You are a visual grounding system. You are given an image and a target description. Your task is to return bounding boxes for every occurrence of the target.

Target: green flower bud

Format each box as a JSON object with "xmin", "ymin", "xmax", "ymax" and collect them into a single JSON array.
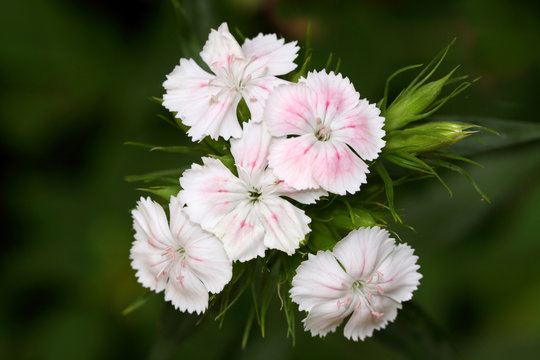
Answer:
[
  {"xmin": 385, "ymin": 71, "xmax": 453, "ymax": 131},
  {"xmin": 384, "ymin": 122, "xmax": 477, "ymax": 153}
]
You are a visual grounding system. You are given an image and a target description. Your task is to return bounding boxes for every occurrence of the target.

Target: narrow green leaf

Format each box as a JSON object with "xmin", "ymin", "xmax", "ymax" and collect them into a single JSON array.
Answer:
[
  {"xmin": 136, "ymin": 186, "xmax": 181, "ymax": 201},
  {"xmin": 125, "ymin": 168, "xmax": 184, "ymax": 183},
  {"xmin": 379, "ymin": 64, "xmax": 423, "ymax": 114},
  {"xmin": 122, "ymin": 292, "xmax": 154, "ymax": 316},
  {"xmin": 428, "ymin": 158, "xmax": 490, "ymax": 203},
  {"xmin": 325, "ymin": 52, "xmax": 334, "ymax": 70},
  {"xmin": 241, "ymin": 307, "xmax": 256, "ymax": 350},
  {"xmin": 374, "ymin": 161, "xmax": 402, "ymax": 223},
  {"xmin": 124, "ymin": 141, "xmax": 205, "ymax": 154}
]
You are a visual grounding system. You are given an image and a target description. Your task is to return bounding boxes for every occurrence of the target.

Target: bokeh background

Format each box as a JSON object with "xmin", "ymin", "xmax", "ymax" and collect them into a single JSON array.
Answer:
[{"xmin": 1, "ymin": 0, "xmax": 539, "ymax": 359}]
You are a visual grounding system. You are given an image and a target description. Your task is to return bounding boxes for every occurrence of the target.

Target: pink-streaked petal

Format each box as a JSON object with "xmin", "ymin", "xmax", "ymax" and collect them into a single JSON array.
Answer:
[
  {"xmin": 230, "ymin": 121, "xmax": 271, "ymax": 183},
  {"xmin": 184, "ymin": 232, "xmax": 232, "ymax": 294},
  {"xmin": 290, "ymin": 251, "xmax": 351, "ymax": 312},
  {"xmin": 376, "ymin": 243, "xmax": 422, "ymax": 303},
  {"xmin": 164, "ymin": 265, "xmax": 209, "ymax": 314},
  {"xmin": 132, "ymin": 197, "xmax": 175, "ymax": 249},
  {"xmin": 179, "ymin": 157, "xmax": 248, "ymax": 230},
  {"xmin": 268, "ymin": 135, "xmax": 319, "ymax": 190},
  {"xmin": 130, "ymin": 235, "xmax": 167, "ymax": 293},
  {"xmin": 162, "ymin": 58, "xmax": 242, "ymax": 141},
  {"xmin": 214, "ymin": 201, "xmax": 266, "ymax": 262},
  {"xmin": 200, "ymin": 22, "xmax": 244, "ymax": 73},
  {"xmin": 256, "ymin": 198, "xmax": 311, "ymax": 255},
  {"xmin": 311, "ymin": 141, "xmax": 369, "ymax": 195},
  {"xmin": 264, "ymin": 82, "xmax": 317, "ymax": 137},
  {"xmin": 332, "ymin": 227, "xmax": 396, "ymax": 280},
  {"xmin": 301, "ymin": 71, "xmax": 360, "ymax": 123},
  {"xmin": 343, "ymin": 296, "xmax": 400, "ymax": 341},
  {"xmin": 275, "ymin": 181, "xmax": 328, "ymax": 205},
  {"xmin": 241, "ymin": 76, "xmax": 288, "ymax": 122},
  {"xmin": 242, "ymin": 33, "xmax": 299, "ymax": 77},
  {"xmin": 331, "ymin": 99, "xmax": 386, "ymax": 161},
  {"xmin": 303, "ymin": 300, "xmax": 354, "ymax": 338}
]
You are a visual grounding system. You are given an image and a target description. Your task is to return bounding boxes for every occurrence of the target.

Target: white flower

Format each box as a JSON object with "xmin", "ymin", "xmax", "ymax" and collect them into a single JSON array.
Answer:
[
  {"xmin": 290, "ymin": 227, "xmax": 421, "ymax": 341},
  {"xmin": 162, "ymin": 23, "xmax": 299, "ymax": 141},
  {"xmin": 179, "ymin": 121, "xmax": 327, "ymax": 262},
  {"xmin": 264, "ymin": 70, "xmax": 386, "ymax": 195},
  {"xmin": 130, "ymin": 196, "xmax": 232, "ymax": 314}
]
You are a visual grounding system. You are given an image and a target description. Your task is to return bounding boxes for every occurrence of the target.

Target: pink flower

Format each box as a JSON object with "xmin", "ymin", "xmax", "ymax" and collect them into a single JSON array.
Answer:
[
  {"xmin": 265, "ymin": 70, "xmax": 386, "ymax": 195},
  {"xmin": 290, "ymin": 227, "xmax": 422, "ymax": 340},
  {"xmin": 130, "ymin": 196, "xmax": 232, "ymax": 314},
  {"xmin": 162, "ymin": 23, "xmax": 299, "ymax": 141},
  {"xmin": 179, "ymin": 121, "xmax": 327, "ymax": 262}
]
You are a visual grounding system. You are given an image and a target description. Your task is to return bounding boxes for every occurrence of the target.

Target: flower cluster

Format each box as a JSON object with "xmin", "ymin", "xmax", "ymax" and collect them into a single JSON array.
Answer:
[{"xmin": 128, "ymin": 22, "xmax": 480, "ymax": 343}]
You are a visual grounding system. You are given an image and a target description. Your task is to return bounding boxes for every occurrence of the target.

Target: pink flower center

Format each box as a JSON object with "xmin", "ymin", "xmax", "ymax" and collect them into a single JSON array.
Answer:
[
  {"xmin": 314, "ymin": 117, "xmax": 332, "ymax": 141},
  {"xmin": 344, "ymin": 270, "xmax": 394, "ymax": 319}
]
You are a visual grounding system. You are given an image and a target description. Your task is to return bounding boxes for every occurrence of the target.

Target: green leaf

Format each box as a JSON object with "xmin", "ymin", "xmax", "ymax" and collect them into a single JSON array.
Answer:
[
  {"xmin": 136, "ymin": 186, "xmax": 181, "ymax": 201},
  {"xmin": 125, "ymin": 168, "xmax": 184, "ymax": 183},
  {"xmin": 124, "ymin": 141, "xmax": 206, "ymax": 154},
  {"xmin": 427, "ymin": 158, "xmax": 490, "ymax": 203},
  {"xmin": 374, "ymin": 161, "xmax": 402, "ymax": 223},
  {"xmin": 122, "ymin": 292, "xmax": 154, "ymax": 316}
]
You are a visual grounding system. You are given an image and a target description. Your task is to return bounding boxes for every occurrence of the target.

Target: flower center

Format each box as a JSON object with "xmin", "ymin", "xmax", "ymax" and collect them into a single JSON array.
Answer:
[
  {"xmin": 152, "ymin": 246, "xmax": 187, "ymax": 285},
  {"xmin": 249, "ymin": 188, "xmax": 261, "ymax": 202},
  {"xmin": 314, "ymin": 118, "xmax": 332, "ymax": 141}
]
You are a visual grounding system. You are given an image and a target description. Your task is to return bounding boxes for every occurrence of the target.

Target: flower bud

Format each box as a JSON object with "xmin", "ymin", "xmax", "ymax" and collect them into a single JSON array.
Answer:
[
  {"xmin": 385, "ymin": 72, "xmax": 452, "ymax": 131},
  {"xmin": 384, "ymin": 122, "xmax": 477, "ymax": 153}
]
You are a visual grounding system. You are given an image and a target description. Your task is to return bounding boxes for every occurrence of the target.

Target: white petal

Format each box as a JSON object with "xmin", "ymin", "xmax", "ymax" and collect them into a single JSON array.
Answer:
[
  {"xmin": 332, "ymin": 227, "xmax": 396, "ymax": 280},
  {"xmin": 242, "ymin": 33, "xmax": 299, "ymax": 77},
  {"xmin": 268, "ymin": 135, "xmax": 319, "ymax": 190},
  {"xmin": 256, "ymin": 197, "xmax": 311, "ymax": 255},
  {"xmin": 331, "ymin": 99, "xmax": 386, "ymax": 161},
  {"xmin": 162, "ymin": 58, "xmax": 242, "ymax": 141},
  {"xmin": 275, "ymin": 181, "xmax": 328, "ymax": 205},
  {"xmin": 241, "ymin": 76, "xmax": 288, "ymax": 122},
  {"xmin": 376, "ymin": 243, "xmax": 422, "ymax": 303},
  {"xmin": 214, "ymin": 200, "xmax": 266, "ymax": 262},
  {"xmin": 164, "ymin": 265, "xmax": 209, "ymax": 314},
  {"xmin": 311, "ymin": 141, "xmax": 369, "ymax": 195},
  {"xmin": 343, "ymin": 296, "xmax": 400, "ymax": 341},
  {"xmin": 264, "ymin": 82, "xmax": 317, "ymax": 137},
  {"xmin": 200, "ymin": 22, "xmax": 244, "ymax": 73},
  {"xmin": 132, "ymin": 197, "xmax": 175, "ymax": 249},
  {"xmin": 169, "ymin": 195, "xmax": 233, "ymax": 293},
  {"xmin": 290, "ymin": 251, "xmax": 351, "ymax": 312},
  {"xmin": 184, "ymin": 232, "xmax": 233, "ymax": 294},
  {"xmin": 301, "ymin": 71, "xmax": 360, "ymax": 123},
  {"xmin": 179, "ymin": 157, "xmax": 248, "ymax": 231},
  {"xmin": 303, "ymin": 300, "xmax": 353, "ymax": 338},
  {"xmin": 230, "ymin": 121, "xmax": 271, "ymax": 183},
  {"xmin": 130, "ymin": 234, "xmax": 167, "ymax": 292}
]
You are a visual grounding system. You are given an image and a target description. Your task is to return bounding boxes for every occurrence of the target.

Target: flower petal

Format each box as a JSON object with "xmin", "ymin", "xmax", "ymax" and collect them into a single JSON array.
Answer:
[
  {"xmin": 264, "ymin": 82, "xmax": 317, "ymax": 137},
  {"xmin": 343, "ymin": 296, "xmax": 400, "ymax": 341},
  {"xmin": 164, "ymin": 265, "xmax": 209, "ymax": 314},
  {"xmin": 256, "ymin": 197, "xmax": 311, "ymax": 255},
  {"xmin": 290, "ymin": 251, "xmax": 350, "ymax": 312},
  {"xmin": 132, "ymin": 197, "xmax": 175, "ymax": 249},
  {"xmin": 200, "ymin": 23, "xmax": 244, "ymax": 73},
  {"xmin": 179, "ymin": 157, "xmax": 248, "ymax": 231},
  {"xmin": 130, "ymin": 234, "xmax": 167, "ymax": 293},
  {"xmin": 303, "ymin": 300, "xmax": 353, "ymax": 338},
  {"xmin": 376, "ymin": 243, "xmax": 422, "ymax": 303},
  {"xmin": 214, "ymin": 200, "xmax": 266, "ymax": 262},
  {"xmin": 275, "ymin": 181, "xmax": 328, "ymax": 205},
  {"xmin": 301, "ymin": 71, "xmax": 360, "ymax": 124},
  {"xmin": 268, "ymin": 134, "xmax": 319, "ymax": 190},
  {"xmin": 162, "ymin": 58, "xmax": 242, "ymax": 141},
  {"xmin": 241, "ymin": 76, "xmax": 288, "ymax": 122},
  {"xmin": 311, "ymin": 141, "xmax": 369, "ymax": 195},
  {"xmin": 242, "ymin": 33, "xmax": 299, "ymax": 77},
  {"xmin": 332, "ymin": 227, "xmax": 396, "ymax": 280},
  {"xmin": 230, "ymin": 121, "xmax": 271, "ymax": 183},
  {"xmin": 169, "ymin": 196, "xmax": 232, "ymax": 293},
  {"xmin": 331, "ymin": 99, "xmax": 386, "ymax": 161}
]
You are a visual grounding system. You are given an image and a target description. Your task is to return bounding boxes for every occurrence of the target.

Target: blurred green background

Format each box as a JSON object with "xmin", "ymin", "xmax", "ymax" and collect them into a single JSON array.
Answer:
[{"xmin": 1, "ymin": 0, "xmax": 539, "ymax": 359}]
